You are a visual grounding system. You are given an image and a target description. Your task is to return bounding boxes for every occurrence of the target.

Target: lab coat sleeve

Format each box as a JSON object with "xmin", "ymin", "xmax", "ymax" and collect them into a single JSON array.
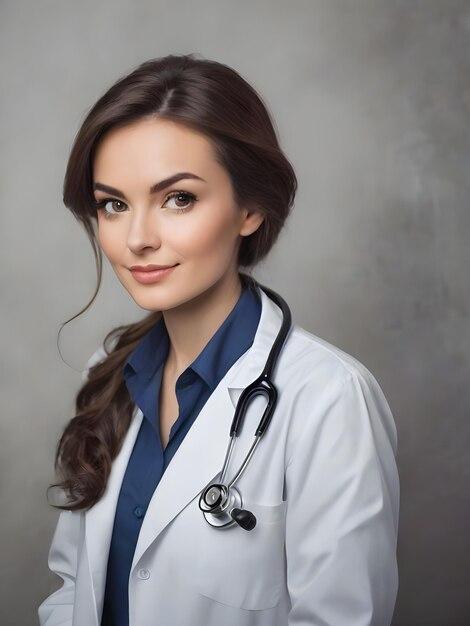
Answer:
[
  {"xmin": 38, "ymin": 511, "xmax": 81, "ymax": 626},
  {"xmin": 285, "ymin": 369, "xmax": 399, "ymax": 626}
]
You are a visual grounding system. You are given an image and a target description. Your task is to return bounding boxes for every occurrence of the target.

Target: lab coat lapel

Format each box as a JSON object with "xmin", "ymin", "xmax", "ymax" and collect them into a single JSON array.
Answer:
[
  {"xmin": 131, "ymin": 290, "xmax": 285, "ymax": 570},
  {"xmin": 85, "ymin": 408, "xmax": 144, "ymax": 616},
  {"xmin": 131, "ymin": 375, "xmax": 236, "ymax": 570}
]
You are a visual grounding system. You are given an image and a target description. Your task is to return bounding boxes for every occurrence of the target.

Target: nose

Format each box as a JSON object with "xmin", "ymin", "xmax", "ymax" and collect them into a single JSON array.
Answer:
[{"xmin": 126, "ymin": 209, "xmax": 161, "ymax": 254}]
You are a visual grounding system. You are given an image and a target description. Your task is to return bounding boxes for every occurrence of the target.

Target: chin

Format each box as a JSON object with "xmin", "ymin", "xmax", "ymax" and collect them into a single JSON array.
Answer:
[{"xmin": 125, "ymin": 288, "xmax": 191, "ymax": 313}]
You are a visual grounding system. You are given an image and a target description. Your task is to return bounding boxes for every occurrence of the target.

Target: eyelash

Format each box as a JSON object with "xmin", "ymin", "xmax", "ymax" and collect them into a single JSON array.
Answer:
[{"xmin": 94, "ymin": 190, "xmax": 198, "ymax": 218}]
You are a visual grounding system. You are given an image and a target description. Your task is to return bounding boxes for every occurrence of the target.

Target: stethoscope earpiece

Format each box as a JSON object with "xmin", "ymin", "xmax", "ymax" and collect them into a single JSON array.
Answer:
[{"xmin": 198, "ymin": 281, "xmax": 292, "ymax": 533}]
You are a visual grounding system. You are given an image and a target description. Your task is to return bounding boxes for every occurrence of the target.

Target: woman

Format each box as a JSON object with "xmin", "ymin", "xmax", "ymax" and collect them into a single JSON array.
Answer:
[{"xmin": 39, "ymin": 55, "xmax": 399, "ymax": 626}]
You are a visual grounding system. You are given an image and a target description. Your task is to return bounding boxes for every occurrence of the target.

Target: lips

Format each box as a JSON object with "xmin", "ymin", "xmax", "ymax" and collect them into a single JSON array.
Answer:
[
  {"xmin": 129, "ymin": 264, "xmax": 178, "ymax": 284},
  {"xmin": 130, "ymin": 264, "xmax": 177, "ymax": 271}
]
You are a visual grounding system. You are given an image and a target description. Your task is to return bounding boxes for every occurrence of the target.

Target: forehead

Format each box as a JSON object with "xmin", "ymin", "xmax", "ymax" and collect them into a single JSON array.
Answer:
[{"xmin": 93, "ymin": 118, "xmax": 218, "ymax": 180}]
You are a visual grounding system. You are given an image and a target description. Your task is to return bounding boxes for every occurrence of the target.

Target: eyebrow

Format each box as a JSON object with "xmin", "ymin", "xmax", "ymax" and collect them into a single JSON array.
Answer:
[{"xmin": 93, "ymin": 172, "xmax": 206, "ymax": 199}]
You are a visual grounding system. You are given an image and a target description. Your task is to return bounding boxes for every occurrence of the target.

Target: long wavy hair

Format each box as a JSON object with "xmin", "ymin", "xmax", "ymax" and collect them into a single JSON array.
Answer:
[{"xmin": 54, "ymin": 54, "xmax": 297, "ymax": 510}]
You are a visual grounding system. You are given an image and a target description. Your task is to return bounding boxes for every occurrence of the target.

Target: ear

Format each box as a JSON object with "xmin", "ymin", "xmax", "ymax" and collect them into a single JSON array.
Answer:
[{"xmin": 239, "ymin": 209, "xmax": 264, "ymax": 237}]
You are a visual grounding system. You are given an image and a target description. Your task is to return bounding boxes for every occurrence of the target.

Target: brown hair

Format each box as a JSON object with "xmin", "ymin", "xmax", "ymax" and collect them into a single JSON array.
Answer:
[{"xmin": 54, "ymin": 54, "xmax": 297, "ymax": 510}]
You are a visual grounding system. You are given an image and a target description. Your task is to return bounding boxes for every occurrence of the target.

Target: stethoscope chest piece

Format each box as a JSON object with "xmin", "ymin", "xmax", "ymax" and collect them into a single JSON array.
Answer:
[{"xmin": 199, "ymin": 483, "xmax": 243, "ymax": 529}]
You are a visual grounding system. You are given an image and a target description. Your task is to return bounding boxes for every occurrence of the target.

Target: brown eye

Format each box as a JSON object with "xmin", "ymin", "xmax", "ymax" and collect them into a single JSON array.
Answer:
[
  {"xmin": 104, "ymin": 200, "xmax": 127, "ymax": 214},
  {"xmin": 162, "ymin": 191, "xmax": 197, "ymax": 211}
]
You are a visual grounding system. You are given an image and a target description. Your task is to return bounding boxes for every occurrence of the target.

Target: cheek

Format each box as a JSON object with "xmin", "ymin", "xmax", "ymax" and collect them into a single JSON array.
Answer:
[
  {"xmin": 97, "ymin": 221, "xmax": 122, "ymax": 262},
  {"xmin": 174, "ymin": 211, "xmax": 241, "ymax": 260}
]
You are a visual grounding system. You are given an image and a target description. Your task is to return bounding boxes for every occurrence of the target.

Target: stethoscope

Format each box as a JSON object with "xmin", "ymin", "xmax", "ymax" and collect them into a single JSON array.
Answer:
[{"xmin": 198, "ymin": 281, "xmax": 292, "ymax": 531}]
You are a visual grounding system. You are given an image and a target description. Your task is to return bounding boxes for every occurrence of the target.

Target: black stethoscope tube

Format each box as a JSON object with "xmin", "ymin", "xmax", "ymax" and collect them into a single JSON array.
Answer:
[
  {"xmin": 229, "ymin": 282, "xmax": 292, "ymax": 438},
  {"xmin": 199, "ymin": 280, "xmax": 292, "ymax": 531}
]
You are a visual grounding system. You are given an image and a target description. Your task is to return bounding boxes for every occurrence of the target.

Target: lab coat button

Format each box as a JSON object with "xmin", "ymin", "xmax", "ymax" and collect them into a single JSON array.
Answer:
[{"xmin": 138, "ymin": 569, "xmax": 150, "ymax": 580}]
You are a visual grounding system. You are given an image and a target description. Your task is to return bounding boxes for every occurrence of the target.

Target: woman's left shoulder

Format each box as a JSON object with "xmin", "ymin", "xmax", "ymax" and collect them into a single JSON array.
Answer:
[
  {"xmin": 281, "ymin": 324, "xmax": 381, "ymax": 390},
  {"xmin": 279, "ymin": 324, "xmax": 398, "ymax": 457}
]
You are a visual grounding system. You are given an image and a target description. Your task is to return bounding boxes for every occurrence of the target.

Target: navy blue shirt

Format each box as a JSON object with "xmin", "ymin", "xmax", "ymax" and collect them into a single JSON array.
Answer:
[{"xmin": 101, "ymin": 285, "xmax": 261, "ymax": 626}]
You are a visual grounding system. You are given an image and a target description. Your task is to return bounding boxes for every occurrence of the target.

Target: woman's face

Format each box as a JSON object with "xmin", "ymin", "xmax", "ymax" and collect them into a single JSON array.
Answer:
[{"xmin": 93, "ymin": 118, "xmax": 263, "ymax": 312}]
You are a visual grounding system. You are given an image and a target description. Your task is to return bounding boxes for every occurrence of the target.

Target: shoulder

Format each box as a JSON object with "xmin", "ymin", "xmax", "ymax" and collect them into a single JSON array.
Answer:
[
  {"xmin": 81, "ymin": 345, "xmax": 108, "ymax": 381},
  {"xmin": 81, "ymin": 333, "xmax": 121, "ymax": 381},
  {"xmin": 256, "ymin": 289, "xmax": 392, "ymax": 425},
  {"xmin": 280, "ymin": 324, "xmax": 378, "ymax": 391},
  {"xmin": 277, "ymin": 325, "xmax": 397, "ymax": 456}
]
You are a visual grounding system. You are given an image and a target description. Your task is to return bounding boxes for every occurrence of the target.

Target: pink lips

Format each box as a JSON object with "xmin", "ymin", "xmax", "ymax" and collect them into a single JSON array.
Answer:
[{"xmin": 129, "ymin": 264, "xmax": 178, "ymax": 284}]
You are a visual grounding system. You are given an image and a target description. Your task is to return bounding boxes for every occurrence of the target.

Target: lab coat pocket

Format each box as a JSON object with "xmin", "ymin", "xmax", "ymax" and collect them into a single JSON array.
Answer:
[{"xmin": 194, "ymin": 500, "xmax": 287, "ymax": 610}]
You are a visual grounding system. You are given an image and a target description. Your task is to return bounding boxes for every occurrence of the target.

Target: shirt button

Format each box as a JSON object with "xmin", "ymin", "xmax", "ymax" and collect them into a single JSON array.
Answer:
[
  {"xmin": 138, "ymin": 569, "xmax": 150, "ymax": 580},
  {"xmin": 133, "ymin": 506, "xmax": 145, "ymax": 519}
]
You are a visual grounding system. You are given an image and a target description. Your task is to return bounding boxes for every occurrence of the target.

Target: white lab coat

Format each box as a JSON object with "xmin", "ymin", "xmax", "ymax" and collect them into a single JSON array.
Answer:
[{"xmin": 39, "ymin": 290, "xmax": 399, "ymax": 626}]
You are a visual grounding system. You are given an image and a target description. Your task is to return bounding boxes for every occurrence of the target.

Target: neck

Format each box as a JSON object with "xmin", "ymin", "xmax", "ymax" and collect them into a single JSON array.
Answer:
[{"xmin": 162, "ymin": 271, "xmax": 243, "ymax": 377}]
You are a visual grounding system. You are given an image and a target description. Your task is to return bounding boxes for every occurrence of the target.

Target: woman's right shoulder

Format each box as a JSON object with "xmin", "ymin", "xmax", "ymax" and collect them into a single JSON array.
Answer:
[
  {"xmin": 81, "ymin": 314, "xmax": 159, "ymax": 381},
  {"xmin": 81, "ymin": 346, "xmax": 106, "ymax": 381},
  {"xmin": 81, "ymin": 333, "xmax": 120, "ymax": 381}
]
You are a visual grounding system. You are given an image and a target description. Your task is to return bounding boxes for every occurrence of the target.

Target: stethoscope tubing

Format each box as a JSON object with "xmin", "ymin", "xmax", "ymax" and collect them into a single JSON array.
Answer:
[{"xmin": 199, "ymin": 280, "xmax": 293, "ymax": 530}]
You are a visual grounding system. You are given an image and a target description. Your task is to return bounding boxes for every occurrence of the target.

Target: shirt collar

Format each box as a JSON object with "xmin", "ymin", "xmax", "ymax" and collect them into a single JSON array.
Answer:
[
  {"xmin": 190, "ymin": 284, "xmax": 261, "ymax": 391},
  {"xmin": 125, "ymin": 317, "xmax": 169, "ymax": 382},
  {"xmin": 124, "ymin": 284, "xmax": 261, "ymax": 391}
]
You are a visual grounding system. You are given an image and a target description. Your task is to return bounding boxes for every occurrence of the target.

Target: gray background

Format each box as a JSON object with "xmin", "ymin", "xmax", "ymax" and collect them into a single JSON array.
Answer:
[{"xmin": 1, "ymin": 1, "xmax": 469, "ymax": 624}]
